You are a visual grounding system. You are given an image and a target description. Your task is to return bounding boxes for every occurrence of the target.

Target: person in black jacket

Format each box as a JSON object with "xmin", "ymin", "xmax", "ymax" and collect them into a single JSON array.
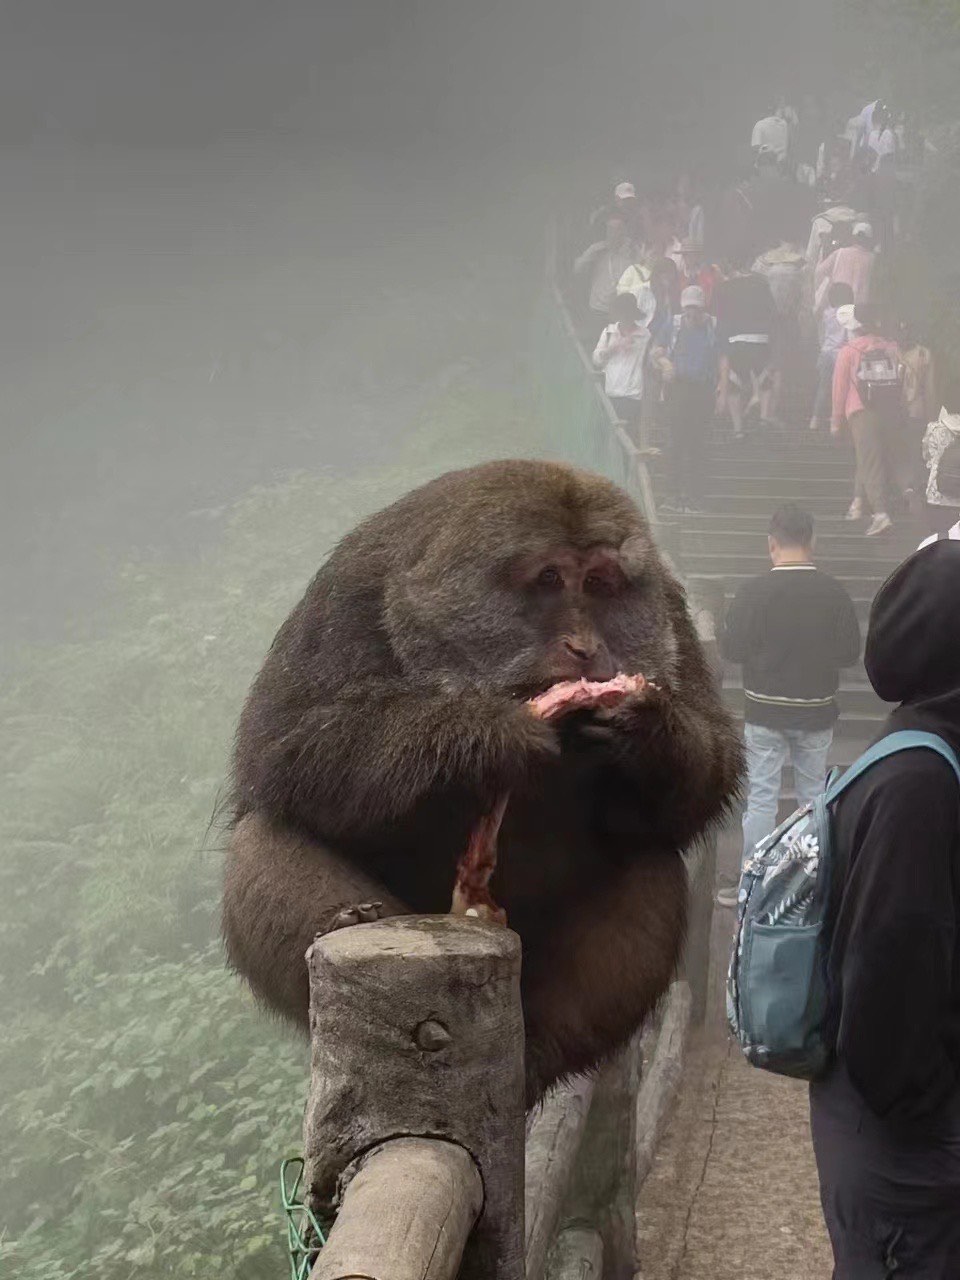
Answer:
[
  {"xmin": 714, "ymin": 263, "xmax": 780, "ymax": 440},
  {"xmin": 717, "ymin": 504, "xmax": 861, "ymax": 906},
  {"xmin": 810, "ymin": 538, "xmax": 960, "ymax": 1278}
]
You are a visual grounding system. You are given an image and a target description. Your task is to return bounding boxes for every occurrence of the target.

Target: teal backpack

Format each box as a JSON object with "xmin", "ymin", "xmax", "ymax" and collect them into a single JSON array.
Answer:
[{"xmin": 727, "ymin": 730, "xmax": 960, "ymax": 1080}]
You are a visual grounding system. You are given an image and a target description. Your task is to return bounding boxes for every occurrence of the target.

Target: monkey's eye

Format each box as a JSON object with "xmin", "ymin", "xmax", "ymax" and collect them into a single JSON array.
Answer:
[
  {"xmin": 584, "ymin": 571, "xmax": 619, "ymax": 596},
  {"xmin": 535, "ymin": 566, "xmax": 564, "ymax": 589}
]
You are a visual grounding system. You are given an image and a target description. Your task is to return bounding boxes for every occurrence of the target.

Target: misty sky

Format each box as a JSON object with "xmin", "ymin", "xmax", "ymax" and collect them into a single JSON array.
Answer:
[{"xmin": 2, "ymin": 0, "xmax": 845, "ymax": 644}]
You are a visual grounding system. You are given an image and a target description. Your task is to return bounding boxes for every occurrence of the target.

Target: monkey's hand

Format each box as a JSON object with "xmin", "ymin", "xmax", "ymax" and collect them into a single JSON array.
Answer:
[{"xmin": 586, "ymin": 686, "xmax": 738, "ymax": 849}]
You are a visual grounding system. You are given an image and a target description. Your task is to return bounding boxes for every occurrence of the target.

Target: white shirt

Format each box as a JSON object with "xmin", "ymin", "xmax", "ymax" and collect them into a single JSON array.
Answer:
[
  {"xmin": 592, "ymin": 322, "xmax": 650, "ymax": 400},
  {"xmin": 848, "ymin": 100, "xmax": 877, "ymax": 155},
  {"xmin": 615, "ymin": 267, "xmax": 657, "ymax": 327},
  {"xmin": 751, "ymin": 115, "xmax": 789, "ymax": 161},
  {"xmin": 918, "ymin": 521, "xmax": 960, "ymax": 550},
  {"xmin": 922, "ymin": 407, "xmax": 960, "ymax": 506},
  {"xmin": 867, "ymin": 127, "xmax": 897, "ymax": 171}
]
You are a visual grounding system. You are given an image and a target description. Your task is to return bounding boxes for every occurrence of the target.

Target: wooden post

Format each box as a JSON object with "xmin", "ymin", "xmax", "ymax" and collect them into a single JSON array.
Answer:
[
  {"xmin": 561, "ymin": 1042, "xmax": 641, "ymax": 1280},
  {"xmin": 634, "ymin": 981, "xmax": 691, "ymax": 1194},
  {"xmin": 303, "ymin": 915, "xmax": 526, "ymax": 1280},
  {"xmin": 683, "ymin": 835, "xmax": 717, "ymax": 1025},
  {"xmin": 310, "ymin": 1138, "xmax": 482, "ymax": 1280},
  {"xmin": 524, "ymin": 1076, "xmax": 596, "ymax": 1280},
  {"xmin": 546, "ymin": 1226, "xmax": 603, "ymax": 1280}
]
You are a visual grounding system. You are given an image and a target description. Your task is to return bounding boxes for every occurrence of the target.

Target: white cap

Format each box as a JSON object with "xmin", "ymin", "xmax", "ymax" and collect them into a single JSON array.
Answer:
[
  {"xmin": 853, "ymin": 220, "xmax": 873, "ymax": 238},
  {"xmin": 614, "ymin": 182, "xmax": 636, "ymax": 200},
  {"xmin": 836, "ymin": 303, "xmax": 860, "ymax": 330},
  {"xmin": 681, "ymin": 285, "xmax": 706, "ymax": 309}
]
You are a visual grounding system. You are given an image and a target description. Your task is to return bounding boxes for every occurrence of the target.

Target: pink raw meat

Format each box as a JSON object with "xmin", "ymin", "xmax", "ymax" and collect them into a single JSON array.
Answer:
[{"xmin": 528, "ymin": 673, "xmax": 649, "ymax": 721}]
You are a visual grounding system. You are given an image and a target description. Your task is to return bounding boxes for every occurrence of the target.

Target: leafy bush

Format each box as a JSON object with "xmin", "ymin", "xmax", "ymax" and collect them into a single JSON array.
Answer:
[{"xmin": 0, "ymin": 383, "xmax": 549, "ymax": 1276}]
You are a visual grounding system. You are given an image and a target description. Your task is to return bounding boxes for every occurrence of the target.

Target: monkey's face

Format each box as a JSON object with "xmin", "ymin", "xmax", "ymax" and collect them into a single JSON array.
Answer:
[
  {"xmin": 497, "ymin": 538, "xmax": 680, "ymax": 698},
  {"xmin": 386, "ymin": 526, "xmax": 681, "ymax": 699}
]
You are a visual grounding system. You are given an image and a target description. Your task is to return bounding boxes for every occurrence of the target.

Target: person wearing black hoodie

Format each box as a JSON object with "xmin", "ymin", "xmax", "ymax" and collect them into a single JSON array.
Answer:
[{"xmin": 810, "ymin": 539, "xmax": 960, "ymax": 1278}]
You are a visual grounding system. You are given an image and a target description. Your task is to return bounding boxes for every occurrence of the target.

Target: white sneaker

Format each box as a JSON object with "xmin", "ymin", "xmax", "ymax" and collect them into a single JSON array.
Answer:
[
  {"xmin": 865, "ymin": 512, "xmax": 892, "ymax": 536},
  {"xmin": 844, "ymin": 498, "xmax": 863, "ymax": 521}
]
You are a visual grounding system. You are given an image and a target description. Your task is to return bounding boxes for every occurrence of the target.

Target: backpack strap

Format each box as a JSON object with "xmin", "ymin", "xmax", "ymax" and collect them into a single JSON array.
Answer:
[{"xmin": 824, "ymin": 730, "xmax": 960, "ymax": 805}]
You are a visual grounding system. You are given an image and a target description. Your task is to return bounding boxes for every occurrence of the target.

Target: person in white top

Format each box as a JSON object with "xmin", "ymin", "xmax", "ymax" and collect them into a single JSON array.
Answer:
[
  {"xmin": 922, "ymin": 383, "xmax": 960, "ymax": 537},
  {"xmin": 751, "ymin": 109, "xmax": 790, "ymax": 163},
  {"xmin": 592, "ymin": 291, "xmax": 651, "ymax": 432},
  {"xmin": 918, "ymin": 520, "xmax": 960, "ymax": 549},
  {"xmin": 849, "ymin": 99, "xmax": 883, "ymax": 156},
  {"xmin": 615, "ymin": 261, "xmax": 658, "ymax": 328},
  {"xmin": 867, "ymin": 108, "xmax": 898, "ymax": 172}
]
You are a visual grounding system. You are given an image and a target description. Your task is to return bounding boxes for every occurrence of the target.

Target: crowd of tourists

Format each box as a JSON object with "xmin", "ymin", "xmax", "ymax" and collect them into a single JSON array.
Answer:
[
  {"xmin": 573, "ymin": 95, "xmax": 960, "ymax": 539},
  {"xmin": 574, "ymin": 95, "xmax": 960, "ymax": 1277}
]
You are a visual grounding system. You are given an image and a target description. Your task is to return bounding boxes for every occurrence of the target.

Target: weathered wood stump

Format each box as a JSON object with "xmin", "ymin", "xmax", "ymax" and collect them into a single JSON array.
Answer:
[{"xmin": 303, "ymin": 915, "xmax": 525, "ymax": 1280}]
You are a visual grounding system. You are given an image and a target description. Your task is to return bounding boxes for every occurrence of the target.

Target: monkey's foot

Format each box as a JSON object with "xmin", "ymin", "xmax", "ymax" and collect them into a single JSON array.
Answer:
[{"xmin": 325, "ymin": 901, "xmax": 385, "ymax": 932}]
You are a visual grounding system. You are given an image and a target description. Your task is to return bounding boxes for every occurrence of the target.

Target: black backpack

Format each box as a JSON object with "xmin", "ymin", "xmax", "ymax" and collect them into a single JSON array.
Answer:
[{"xmin": 856, "ymin": 346, "xmax": 903, "ymax": 414}]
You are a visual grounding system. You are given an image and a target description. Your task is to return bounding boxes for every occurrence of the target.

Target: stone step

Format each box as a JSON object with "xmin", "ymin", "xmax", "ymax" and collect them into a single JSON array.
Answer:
[
  {"xmin": 685, "ymin": 493, "xmax": 866, "ymax": 517},
  {"xmin": 685, "ymin": 553, "xmax": 888, "ymax": 592},
  {"xmin": 708, "ymin": 474, "xmax": 855, "ymax": 497},
  {"xmin": 680, "ymin": 528, "xmax": 913, "ymax": 561},
  {"xmin": 652, "ymin": 454, "xmax": 855, "ymax": 482},
  {"xmin": 676, "ymin": 510, "xmax": 925, "ymax": 543}
]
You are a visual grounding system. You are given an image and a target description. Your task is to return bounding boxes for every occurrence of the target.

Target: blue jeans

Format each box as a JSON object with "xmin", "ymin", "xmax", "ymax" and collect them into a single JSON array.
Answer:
[
  {"xmin": 813, "ymin": 350, "xmax": 838, "ymax": 424},
  {"xmin": 742, "ymin": 722, "xmax": 834, "ymax": 859}
]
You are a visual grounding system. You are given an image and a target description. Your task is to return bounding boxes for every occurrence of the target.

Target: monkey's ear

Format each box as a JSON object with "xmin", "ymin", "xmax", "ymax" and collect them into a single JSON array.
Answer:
[{"xmin": 618, "ymin": 532, "xmax": 655, "ymax": 581}]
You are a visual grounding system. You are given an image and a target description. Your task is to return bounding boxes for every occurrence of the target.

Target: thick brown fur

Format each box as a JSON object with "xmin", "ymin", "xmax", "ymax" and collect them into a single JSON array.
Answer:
[{"xmin": 223, "ymin": 460, "xmax": 742, "ymax": 1103}]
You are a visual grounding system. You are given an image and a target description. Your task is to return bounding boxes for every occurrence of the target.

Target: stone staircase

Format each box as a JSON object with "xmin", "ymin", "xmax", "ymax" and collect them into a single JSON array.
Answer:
[{"xmin": 652, "ymin": 432, "xmax": 925, "ymax": 777}]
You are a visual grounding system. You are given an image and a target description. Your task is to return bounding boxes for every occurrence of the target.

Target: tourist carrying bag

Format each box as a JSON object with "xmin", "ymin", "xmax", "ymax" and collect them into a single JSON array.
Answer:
[
  {"xmin": 727, "ymin": 730, "xmax": 960, "ymax": 1080},
  {"xmin": 856, "ymin": 345, "xmax": 904, "ymax": 414}
]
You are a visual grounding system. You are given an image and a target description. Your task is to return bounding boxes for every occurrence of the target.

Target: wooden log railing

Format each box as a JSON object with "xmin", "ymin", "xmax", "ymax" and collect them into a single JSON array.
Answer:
[
  {"xmin": 299, "ymin": 914, "xmax": 695, "ymax": 1280},
  {"xmin": 291, "ymin": 219, "xmax": 720, "ymax": 1279}
]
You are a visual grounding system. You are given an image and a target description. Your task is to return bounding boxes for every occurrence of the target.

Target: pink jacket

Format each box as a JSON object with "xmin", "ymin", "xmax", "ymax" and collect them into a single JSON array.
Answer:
[
  {"xmin": 831, "ymin": 334, "xmax": 900, "ymax": 428},
  {"xmin": 815, "ymin": 245, "xmax": 874, "ymax": 306}
]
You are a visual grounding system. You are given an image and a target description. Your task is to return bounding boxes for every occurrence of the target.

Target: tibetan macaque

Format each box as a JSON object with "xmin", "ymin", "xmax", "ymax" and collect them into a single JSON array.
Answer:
[{"xmin": 223, "ymin": 460, "xmax": 742, "ymax": 1103}]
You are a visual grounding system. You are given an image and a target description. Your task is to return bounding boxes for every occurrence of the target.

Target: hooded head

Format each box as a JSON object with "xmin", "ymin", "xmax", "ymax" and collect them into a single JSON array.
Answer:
[{"xmin": 865, "ymin": 542, "xmax": 960, "ymax": 721}]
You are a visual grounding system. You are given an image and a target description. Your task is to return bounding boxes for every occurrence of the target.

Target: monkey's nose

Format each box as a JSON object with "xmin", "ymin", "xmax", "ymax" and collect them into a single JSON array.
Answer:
[{"xmin": 562, "ymin": 637, "xmax": 598, "ymax": 663}]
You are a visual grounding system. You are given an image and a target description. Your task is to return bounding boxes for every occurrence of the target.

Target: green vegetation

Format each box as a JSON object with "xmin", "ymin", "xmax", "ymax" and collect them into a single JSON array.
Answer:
[{"xmin": 0, "ymin": 380, "xmax": 550, "ymax": 1278}]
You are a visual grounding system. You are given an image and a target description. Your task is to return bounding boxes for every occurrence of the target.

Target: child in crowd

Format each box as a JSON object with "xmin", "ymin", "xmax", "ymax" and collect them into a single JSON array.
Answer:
[
  {"xmin": 809, "ymin": 282, "xmax": 854, "ymax": 431},
  {"xmin": 592, "ymin": 291, "xmax": 651, "ymax": 433},
  {"xmin": 922, "ymin": 378, "xmax": 960, "ymax": 535},
  {"xmin": 651, "ymin": 285, "xmax": 719, "ymax": 514}
]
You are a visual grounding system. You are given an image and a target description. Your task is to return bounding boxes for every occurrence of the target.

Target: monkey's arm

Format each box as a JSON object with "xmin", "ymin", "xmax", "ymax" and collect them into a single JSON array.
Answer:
[
  {"xmin": 236, "ymin": 684, "xmax": 558, "ymax": 841},
  {"xmin": 222, "ymin": 813, "xmax": 409, "ymax": 1028}
]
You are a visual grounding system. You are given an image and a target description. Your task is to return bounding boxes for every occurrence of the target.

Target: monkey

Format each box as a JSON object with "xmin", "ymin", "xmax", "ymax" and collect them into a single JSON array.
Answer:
[{"xmin": 222, "ymin": 459, "xmax": 742, "ymax": 1104}]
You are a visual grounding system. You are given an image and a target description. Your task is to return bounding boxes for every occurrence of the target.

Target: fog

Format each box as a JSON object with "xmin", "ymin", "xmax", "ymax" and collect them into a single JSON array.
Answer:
[{"xmin": 0, "ymin": 1, "xmax": 914, "ymax": 1276}]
